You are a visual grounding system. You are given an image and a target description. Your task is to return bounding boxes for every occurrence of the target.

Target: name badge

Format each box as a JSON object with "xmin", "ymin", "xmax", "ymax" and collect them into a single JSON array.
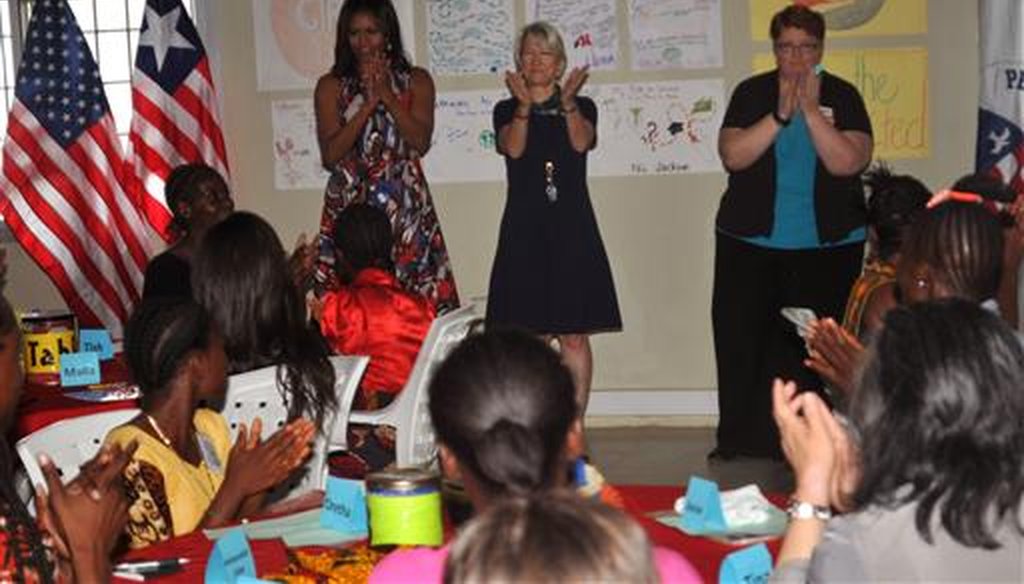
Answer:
[{"xmin": 79, "ymin": 328, "xmax": 114, "ymax": 360}]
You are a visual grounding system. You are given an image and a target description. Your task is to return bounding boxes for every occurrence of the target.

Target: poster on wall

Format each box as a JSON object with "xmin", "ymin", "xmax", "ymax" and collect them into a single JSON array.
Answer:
[
  {"xmin": 524, "ymin": 0, "xmax": 619, "ymax": 71},
  {"xmin": 426, "ymin": 0, "xmax": 515, "ymax": 76},
  {"xmin": 253, "ymin": 0, "xmax": 416, "ymax": 92},
  {"xmin": 753, "ymin": 47, "xmax": 930, "ymax": 159},
  {"xmin": 587, "ymin": 80, "xmax": 725, "ymax": 176},
  {"xmin": 750, "ymin": 0, "xmax": 927, "ymax": 40},
  {"xmin": 628, "ymin": 0, "xmax": 723, "ymax": 71},
  {"xmin": 421, "ymin": 90, "xmax": 507, "ymax": 184},
  {"xmin": 424, "ymin": 81, "xmax": 725, "ymax": 183},
  {"xmin": 271, "ymin": 99, "xmax": 329, "ymax": 190}
]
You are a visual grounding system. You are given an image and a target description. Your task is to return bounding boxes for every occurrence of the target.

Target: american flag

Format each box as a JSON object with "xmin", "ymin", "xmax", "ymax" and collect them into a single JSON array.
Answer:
[
  {"xmin": 976, "ymin": 0, "xmax": 1024, "ymax": 192},
  {"xmin": 0, "ymin": 0, "xmax": 158, "ymax": 336},
  {"xmin": 127, "ymin": 0, "xmax": 229, "ymax": 239}
]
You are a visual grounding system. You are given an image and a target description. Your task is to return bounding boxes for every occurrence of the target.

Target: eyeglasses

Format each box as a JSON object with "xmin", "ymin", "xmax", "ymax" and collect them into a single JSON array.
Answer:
[{"xmin": 774, "ymin": 42, "xmax": 820, "ymax": 56}]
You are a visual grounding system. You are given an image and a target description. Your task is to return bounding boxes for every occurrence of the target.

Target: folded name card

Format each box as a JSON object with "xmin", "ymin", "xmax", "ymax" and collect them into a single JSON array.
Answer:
[
  {"xmin": 719, "ymin": 543, "xmax": 772, "ymax": 584},
  {"xmin": 205, "ymin": 528, "xmax": 256, "ymax": 583},
  {"xmin": 679, "ymin": 475, "xmax": 728, "ymax": 535},
  {"xmin": 321, "ymin": 476, "xmax": 368, "ymax": 534},
  {"xmin": 59, "ymin": 352, "xmax": 100, "ymax": 387},
  {"xmin": 79, "ymin": 328, "xmax": 114, "ymax": 360}
]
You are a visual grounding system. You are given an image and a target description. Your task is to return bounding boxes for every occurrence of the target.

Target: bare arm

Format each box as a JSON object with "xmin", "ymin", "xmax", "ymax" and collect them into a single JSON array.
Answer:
[
  {"xmin": 497, "ymin": 71, "xmax": 531, "ymax": 159},
  {"xmin": 718, "ymin": 117, "xmax": 784, "ymax": 171},
  {"xmin": 799, "ymin": 74, "xmax": 873, "ymax": 176},
  {"xmin": 315, "ymin": 74, "xmax": 376, "ymax": 170},
  {"xmin": 378, "ymin": 67, "xmax": 435, "ymax": 154},
  {"xmin": 560, "ymin": 67, "xmax": 594, "ymax": 153}
]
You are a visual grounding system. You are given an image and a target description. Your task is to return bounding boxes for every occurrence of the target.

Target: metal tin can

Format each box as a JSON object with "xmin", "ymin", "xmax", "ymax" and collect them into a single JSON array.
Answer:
[
  {"xmin": 366, "ymin": 468, "xmax": 443, "ymax": 547},
  {"xmin": 20, "ymin": 309, "xmax": 77, "ymax": 385}
]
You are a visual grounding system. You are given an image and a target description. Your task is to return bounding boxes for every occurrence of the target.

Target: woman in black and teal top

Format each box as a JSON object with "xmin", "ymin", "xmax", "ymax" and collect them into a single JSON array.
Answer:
[{"xmin": 711, "ymin": 5, "xmax": 872, "ymax": 460}]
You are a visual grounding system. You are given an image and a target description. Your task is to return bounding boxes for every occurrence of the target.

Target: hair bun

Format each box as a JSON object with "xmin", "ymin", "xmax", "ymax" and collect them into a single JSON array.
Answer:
[{"xmin": 474, "ymin": 418, "xmax": 547, "ymax": 496}]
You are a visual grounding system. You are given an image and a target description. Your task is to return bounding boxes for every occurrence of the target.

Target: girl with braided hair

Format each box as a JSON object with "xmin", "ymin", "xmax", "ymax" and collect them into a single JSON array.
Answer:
[
  {"xmin": 105, "ymin": 297, "xmax": 315, "ymax": 548},
  {"xmin": 0, "ymin": 293, "xmax": 134, "ymax": 581},
  {"xmin": 370, "ymin": 329, "xmax": 699, "ymax": 583}
]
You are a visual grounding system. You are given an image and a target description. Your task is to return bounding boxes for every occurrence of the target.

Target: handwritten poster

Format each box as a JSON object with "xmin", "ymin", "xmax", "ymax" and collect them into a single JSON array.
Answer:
[
  {"xmin": 628, "ymin": 0, "xmax": 723, "ymax": 70},
  {"xmin": 525, "ymin": 0, "xmax": 619, "ymax": 71},
  {"xmin": 252, "ymin": 0, "xmax": 416, "ymax": 92},
  {"xmin": 753, "ymin": 47, "xmax": 930, "ymax": 159},
  {"xmin": 424, "ymin": 81, "xmax": 725, "ymax": 183},
  {"xmin": 750, "ymin": 0, "xmax": 927, "ymax": 40},
  {"xmin": 421, "ymin": 90, "xmax": 506, "ymax": 184},
  {"xmin": 588, "ymin": 80, "xmax": 725, "ymax": 176},
  {"xmin": 426, "ymin": 0, "xmax": 515, "ymax": 76},
  {"xmin": 271, "ymin": 99, "xmax": 329, "ymax": 190}
]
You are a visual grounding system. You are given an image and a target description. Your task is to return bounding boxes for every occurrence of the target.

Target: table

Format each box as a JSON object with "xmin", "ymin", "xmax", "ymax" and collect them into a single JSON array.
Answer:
[
  {"xmin": 113, "ymin": 485, "xmax": 784, "ymax": 583},
  {"xmin": 14, "ymin": 356, "xmax": 138, "ymax": 440},
  {"xmin": 618, "ymin": 484, "xmax": 784, "ymax": 583}
]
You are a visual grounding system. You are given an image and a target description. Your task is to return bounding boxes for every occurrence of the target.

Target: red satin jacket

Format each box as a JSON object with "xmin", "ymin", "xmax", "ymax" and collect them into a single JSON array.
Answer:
[{"xmin": 319, "ymin": 268, "xmax": 435, "ymax": 400}]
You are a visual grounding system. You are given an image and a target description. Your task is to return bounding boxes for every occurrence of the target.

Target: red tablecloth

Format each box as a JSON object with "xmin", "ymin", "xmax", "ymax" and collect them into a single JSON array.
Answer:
[
  {"xmin": 617, "ymin": 484, "xmax": 784, "ymax": 583},
  {"xmin": 13, "ymin": 357, "xmax": 138, "ymax": 440},
  {"xmin": 114, "ymin": 531, "xmax": 290, "ymax": 583}
]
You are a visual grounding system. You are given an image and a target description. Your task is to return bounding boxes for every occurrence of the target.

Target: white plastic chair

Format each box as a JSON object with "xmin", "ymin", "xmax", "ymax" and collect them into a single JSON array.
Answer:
[
  {"xmin": 346, "ymin": 303, "xmax": 483, "ymax": 468},
  {"xmin": 16, "ymin": 408, "xmax": 141, "ymax": 492},
  {"xmin": 221, "ymin": 355, "xmax": 367, "ymax": 502}
]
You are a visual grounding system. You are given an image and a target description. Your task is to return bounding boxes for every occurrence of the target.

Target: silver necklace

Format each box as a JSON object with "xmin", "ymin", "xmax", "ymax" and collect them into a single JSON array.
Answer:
[{"xmin": 145, "ymin": 413, "xmax": 174, "ymax": 448}]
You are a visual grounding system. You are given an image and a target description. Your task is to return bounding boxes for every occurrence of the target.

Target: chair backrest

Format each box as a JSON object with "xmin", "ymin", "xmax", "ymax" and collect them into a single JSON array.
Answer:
[
  {"xmin": 221, "ymin": 356, "xmax": 366, "ymax": 501},
  {"xmin": 16, "ymin": 409, "xmax": 141, "ymax": 491},
  {"xmin": 390, "ymin": 303, "xmax": 483, "ymax": 468},
  {"xmin": 325, "ymin": 355, "xmax": 369, "ymax": 451}
]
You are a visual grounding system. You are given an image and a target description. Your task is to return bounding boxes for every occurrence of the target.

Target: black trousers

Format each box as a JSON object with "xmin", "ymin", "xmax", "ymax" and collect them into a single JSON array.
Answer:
[{"xmin": 711, "ymin": 233, "xmax": 863, "ymax": 458}]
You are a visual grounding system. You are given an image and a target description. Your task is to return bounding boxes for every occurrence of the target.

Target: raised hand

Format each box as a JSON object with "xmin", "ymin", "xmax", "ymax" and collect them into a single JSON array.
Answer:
[
  {"xmin": 288, "ymin": 232, "xmax": 317, "ymax": 292},
  {"xmin": 777, "ymin": 74, "xmax": 798, "ymax": 122},
  {"xmin": 797, "ymin": 71, "xmax": 821, "ymax": 116},
  {"xmin": 222, "ymin": 417, "xmax": 316, "ymax": 496},
  {"xmin": 561, "ymin": 66, "xmax": 590, "ymax": 106},
  {"xmin": 772, "ymin": 379, "xmax": 835, "ymax": 506},
  {"xmin": 504, "ymin": 70, "xmax": 530, "ymax": 107},
  {"xmin": 805, "ymin": 318, "xmax": 865, "ymax": 396},
  {"xmin": 37, "ymin": 442, "xmax": 134, "ymax": 579}
]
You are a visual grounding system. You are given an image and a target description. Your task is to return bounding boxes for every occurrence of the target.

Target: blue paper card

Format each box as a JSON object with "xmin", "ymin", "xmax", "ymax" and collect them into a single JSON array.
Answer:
[
  {"xmin": 235, "ymin": 578, "xmax": 275, "ymax": 584},
  {"xmin": 680, "ymin": 475, "xmax": 728, "ymax": 534},
  {"xmin": 79, "ymin": 328, "xmax": 114, "ymax": 360},
  {"xmin": 59, "ymin": 352, "xmax": 100, "ymax": 387},
  {"xmin": 321, "ymin": 476, "xmax": 368, "ymax": 533},
  {"xmin": 205, "ymin": 528, "xmax": 256, "ymax": 583},
  {"xmin": 719, "ymin": 543, "xmax": 772, "ymax": 584}
]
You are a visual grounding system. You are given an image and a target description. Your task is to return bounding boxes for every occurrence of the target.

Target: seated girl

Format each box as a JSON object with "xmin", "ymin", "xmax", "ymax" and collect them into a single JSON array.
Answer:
[
  {"xmin": 0, "ymin": 293, "xmax": 134, "ymax": 581},
  {"xmin": 191, "ymin": 211, "xmax": 337, "ymax": 427},
  {"xmin": 445, "ymin": 491, "xmax": 659, "ymax": 584},
  {"xmin": 313, "ymin": 203, "xmax": 435, "ymax": 410},
  {"xmin": 841, "ymin": 165, "xmax": 929, "ymax": 340},
  {"xmin": 772, "ymin": 299, "xmax": 1024, "ymax": 581},
  {"xmin": 370, "ymin": 329, "xmax": 700, "ymax": 583},
  {"xmin": 105, "ymin": 297, "xmax": 315, "ymax": 548},
  {"xmin": 143, "ymin": 163, "xmax": 233, "ymax": 299}
]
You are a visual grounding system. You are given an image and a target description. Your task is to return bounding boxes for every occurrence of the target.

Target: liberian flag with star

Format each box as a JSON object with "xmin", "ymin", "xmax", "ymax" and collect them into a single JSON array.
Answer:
[
  {"xmin": 126, "ymin": 0, "xmax": 229, "ymax": 240},
  {"xmin": 976, "ymin": 1, "xmax": 1024, "ymax": 193}
]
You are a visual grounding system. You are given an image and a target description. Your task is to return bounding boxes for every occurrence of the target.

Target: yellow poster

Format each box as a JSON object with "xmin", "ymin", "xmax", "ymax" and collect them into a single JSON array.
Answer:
[
  {"xmin": 750, "ymin": 0, "xmax": 927, "ymax": 40},
  {"xmin": 753, "ymin": 48, "xmax": 929, "ymax": 159}
]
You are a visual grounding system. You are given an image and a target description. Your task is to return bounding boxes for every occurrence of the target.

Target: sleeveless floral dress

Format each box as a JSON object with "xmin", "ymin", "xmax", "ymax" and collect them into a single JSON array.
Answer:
[{"xmin": 314, "ymin": 69, "xmax": 459, "ymax": 313}]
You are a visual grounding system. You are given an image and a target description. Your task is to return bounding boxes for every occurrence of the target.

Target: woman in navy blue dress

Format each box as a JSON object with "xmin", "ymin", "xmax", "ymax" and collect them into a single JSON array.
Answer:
[{"xmin": 488, "ymin": 21, "xmax": 621, "ymax": 414}]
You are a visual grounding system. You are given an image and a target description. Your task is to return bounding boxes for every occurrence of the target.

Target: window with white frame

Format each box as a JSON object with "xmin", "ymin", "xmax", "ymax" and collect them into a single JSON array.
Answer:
[{"xmin": 6, "ymin": 0, "xmax": 195, "ymax": 147}]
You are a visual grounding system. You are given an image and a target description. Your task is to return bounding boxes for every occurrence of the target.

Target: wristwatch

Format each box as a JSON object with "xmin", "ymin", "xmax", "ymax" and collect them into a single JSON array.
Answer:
[
  {"xmin": 773, "ymin": 110, "xmax": 791, "ymax": 127},
  {"xmin": 786, "ymin": 499, "xmax": 832, "ymax": 521}
]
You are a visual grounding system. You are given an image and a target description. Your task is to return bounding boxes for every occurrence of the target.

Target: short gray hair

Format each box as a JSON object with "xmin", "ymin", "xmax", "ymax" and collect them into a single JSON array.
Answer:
[{"xmin": 514, "ymin": 21, "xmax": 567, "ymax": 79}]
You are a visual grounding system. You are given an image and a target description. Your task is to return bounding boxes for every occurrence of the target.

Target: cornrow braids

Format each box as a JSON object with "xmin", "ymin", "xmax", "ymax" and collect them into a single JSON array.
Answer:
[
  {"xmin": 0, "ymin": 296, "xmax": 56, "ymax": 582},
  {"xmin": 902, "ymin": 202, "xmax": 1004, "ymax": 302},
  {"xmin": 124, "ymin": 297, "xmax": 213, "ymax": 402},
  {"xmin": 164, "ymin": 163, "xmax": 227, "ymax": 240},
  {"xmin": 333, "ymin": 203, "xmax": 394, "ymax": 274},
  {"xmin": 863, "ymin": 164, "xmax": 930, "ymax": 261}
]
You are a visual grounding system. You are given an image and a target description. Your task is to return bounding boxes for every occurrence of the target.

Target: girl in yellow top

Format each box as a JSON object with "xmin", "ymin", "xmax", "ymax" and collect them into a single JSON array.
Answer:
[{"xmin": 106, "ymin": 297, "xmax": 315, "ymax": 548}]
